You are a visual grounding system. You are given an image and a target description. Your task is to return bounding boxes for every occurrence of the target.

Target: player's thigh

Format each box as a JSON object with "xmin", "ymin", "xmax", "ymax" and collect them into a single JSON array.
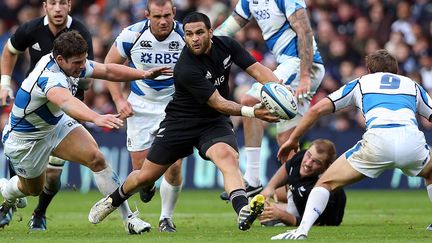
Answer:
[
  {"xmin": 199, "ymin": 119, "xmax": 239, "ymax": 168},
  {"xmin": 206, "ymin": 142, "xmax": 239, "ymax": 172},
  {"xmin": 130, "ymin": 150, "xmax": 150, "ymax": 170},
  {"xmin": 316, "ymin": 153, "xmax": 365, "ymax": 191},
  {"xmin": 52, "ymin": 125, "xmax": 102, "ymax": 167},
  {"xmin": 126, "ymin": 100, "xmax": 166, "ymax": 152},
  {"xmin": 3, "ymin": 135, "xmax": 51, "ymax": 179}
]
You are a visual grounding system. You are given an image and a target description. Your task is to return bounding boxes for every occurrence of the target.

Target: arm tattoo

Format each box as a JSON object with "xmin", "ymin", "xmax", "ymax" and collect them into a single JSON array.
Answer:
[{"xmin": 288, "ymin": 9, "xmax": 313, "ymax": 78}]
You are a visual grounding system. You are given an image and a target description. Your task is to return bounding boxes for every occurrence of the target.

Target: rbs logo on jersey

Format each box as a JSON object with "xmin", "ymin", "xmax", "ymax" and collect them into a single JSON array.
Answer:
[{"xmin": 140, "ymin": 52, "xmax": 180, "ymax": 64}]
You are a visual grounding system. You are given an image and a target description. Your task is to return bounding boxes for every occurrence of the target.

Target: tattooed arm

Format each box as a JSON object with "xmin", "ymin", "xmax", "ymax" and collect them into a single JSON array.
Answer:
[
  {"xmin": 207, "ymin": 89, "xmax": 279, "ymax": 122},
  {"xmin": 288, "ymin": 8, "xmax": 314, "ymax": 100},
  {"xmin": 214, "ymin": 12, "xmax": 250, "ymax": 37}
]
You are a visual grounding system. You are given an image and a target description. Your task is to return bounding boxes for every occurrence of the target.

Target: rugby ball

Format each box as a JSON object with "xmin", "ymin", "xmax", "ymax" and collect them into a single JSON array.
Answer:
[{"xmin": 261, "ymin": 82, "xmax": 297, "ymax": 120}]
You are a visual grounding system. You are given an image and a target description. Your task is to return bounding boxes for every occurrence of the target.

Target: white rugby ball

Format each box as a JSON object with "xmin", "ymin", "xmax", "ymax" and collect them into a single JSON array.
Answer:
[{"xmin": 261, "ymin": 82, "xmax": 297, "ymax": 120}]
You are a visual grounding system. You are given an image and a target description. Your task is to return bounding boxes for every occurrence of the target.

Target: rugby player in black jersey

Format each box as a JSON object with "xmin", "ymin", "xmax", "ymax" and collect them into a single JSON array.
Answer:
[
  {"xmin": 88, "ymin": 12, "xmax": 282, "ymax": 231},
  {"xmin": 259, "ymin": 139, "xmax": 346, "ymax": 227}
]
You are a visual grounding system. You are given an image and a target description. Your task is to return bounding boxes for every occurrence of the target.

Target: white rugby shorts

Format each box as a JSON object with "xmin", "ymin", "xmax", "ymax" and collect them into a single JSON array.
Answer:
[
  {"xmin": 346, "ymin": 126, "xmax": 430, "ymax": 178},
  {"xmin": 3, "ymin": 115, "xmax": 81, "ymax": 179},
  {"xmin": 126, "ymin": 92, "xmax": 170, "ymax": 151}
]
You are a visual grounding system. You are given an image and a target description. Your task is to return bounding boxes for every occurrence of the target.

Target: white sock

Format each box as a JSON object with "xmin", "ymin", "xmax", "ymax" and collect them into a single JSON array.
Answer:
[
  {"xmin": 93, "ymin": 166, "xmax": 132, "ymax": 221},
  {"xmin": 159, "ymin": 177, "xmax": 181, "ymax": 220},
  {"xmin": 427, "ymin": 184, "xmax": 432, "ymax": 202},
  {"xmin": 243, "ymin": 147, "xmax": 261, "ymax": 187},
  {"xmin": 297, "ymin": 187, "xmax": 330, "ymax": 235},
  {"xmin": 1, "ymin": 176, "xmax": 26, "ymax": 200}
]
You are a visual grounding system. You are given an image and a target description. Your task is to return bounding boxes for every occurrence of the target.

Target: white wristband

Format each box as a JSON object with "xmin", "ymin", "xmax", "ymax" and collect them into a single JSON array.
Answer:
[
  {"xmin": 1, "ymin": 75, "xmax": 11, "ymax": 87},
  {"xmin": 241, "ymin": 106, "xmax": 255, "ymax": 118}
]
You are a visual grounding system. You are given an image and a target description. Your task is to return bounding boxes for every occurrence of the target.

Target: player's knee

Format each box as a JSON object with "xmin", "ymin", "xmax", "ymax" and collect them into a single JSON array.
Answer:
[
  {"xmin": 45, "ymin": 171, "xmax": 62, "ymax": 192},
  {"xmin": 27, "ymin": 185, "xmax": 44, "ymax": 196},
  {"xmin": 87, "ymin": 150, "xmax": 106, "ymax": 172},
  {"xmin": 240, "ymin": 94, "xmax": 259, "ymax": 106},
  {"xmin": 136, "ymin": 171, "xmax": 153, "ymax": 187}
]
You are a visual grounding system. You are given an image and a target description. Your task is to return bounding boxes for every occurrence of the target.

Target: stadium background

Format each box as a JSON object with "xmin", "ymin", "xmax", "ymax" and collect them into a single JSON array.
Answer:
[{"xmin": 0, "ymin": 0, "xmax": 431, "ymax": 191}]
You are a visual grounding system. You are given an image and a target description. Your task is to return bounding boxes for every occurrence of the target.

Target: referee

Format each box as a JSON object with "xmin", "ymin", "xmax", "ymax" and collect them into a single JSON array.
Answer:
[
  {"xmin": 88, "ymin": 12, "xmax": 280, "ymax": 231},
  {"xmin": 0, "ymin": 0, "xmax": 93, "ymax": 230}
]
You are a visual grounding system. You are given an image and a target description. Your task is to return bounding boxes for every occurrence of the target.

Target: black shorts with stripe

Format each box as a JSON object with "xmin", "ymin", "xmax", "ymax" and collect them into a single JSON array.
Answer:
[{"xmin": 147, "ymin": 116, "xmax": 238, "ymax": 165}]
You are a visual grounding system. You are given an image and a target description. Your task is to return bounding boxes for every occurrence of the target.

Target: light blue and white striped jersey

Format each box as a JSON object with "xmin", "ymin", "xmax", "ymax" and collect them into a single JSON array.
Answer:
[
  {"xmin": 3, "ymin": 53, "xmax": 94, "ymax": 139},
  {"xmin": 328, "ymin": 72, "xmax": 432, "ymax": 130},
  {"xmin": 235, "ymin": 0, "xmax": 322, "ymax": 64},
  {"xmin": 115, "ymin": 19, "xmax": 185, "ymax": 102}
]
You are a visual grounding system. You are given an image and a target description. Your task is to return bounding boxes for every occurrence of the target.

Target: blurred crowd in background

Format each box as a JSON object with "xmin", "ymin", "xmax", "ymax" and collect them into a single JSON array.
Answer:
[{"xmin": 0, "ymin": 0, "xmax": 432, "ymax": 134}]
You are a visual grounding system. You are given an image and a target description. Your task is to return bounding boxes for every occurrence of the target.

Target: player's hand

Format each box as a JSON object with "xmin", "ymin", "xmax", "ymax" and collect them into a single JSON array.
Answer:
[
  {"xmin": 261, "ymin": 187, "xmax": 275, "ymax": 201},
  {"xmin": 277, "ymin": 138, "xmax": 299, "ymax": 163},
  {"xmin": 258, "ymin": 201, "xmax": 284, "ymax": 223},
  {"xmin": 294, "ymin": 77, "xmax": 311, "ymax": 105},
  {"xmin": 143, "ymin": 66, "xmax": 173, "ymax": 79},
  {"xmin": 0, "ymin": 85, "xmax": 14, "ymax": 107},
  {"xmin": 254, "ymin": 103, "xmax": 280, "ymax": 122},
  {"xmin": 114, "ymin": 98, "xmax": 134, "ymax": 119},
  {"xmin": 94, "ymin": 114, "xmax": 124, "ymax": 129}
]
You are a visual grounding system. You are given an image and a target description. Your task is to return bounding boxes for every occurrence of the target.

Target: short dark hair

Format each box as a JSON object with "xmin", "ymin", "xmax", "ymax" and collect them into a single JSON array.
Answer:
[
  {"xmin": 310, "ymin": 139, "xmax": 337, "ymax": 167},
  {"xmin": 53, "ymin": 31, "xmax": 88, "ymax": 60},
  {"xmin": 365, "ymin": 49, "xmax": 398, "ymax": 74},
  {"xmin": 146, "ymin": 0, "xmax": 174, "ymax": 12},
  {"xmin": 182, "ymin": 12, "xmax": 211, "ymax": 30}
]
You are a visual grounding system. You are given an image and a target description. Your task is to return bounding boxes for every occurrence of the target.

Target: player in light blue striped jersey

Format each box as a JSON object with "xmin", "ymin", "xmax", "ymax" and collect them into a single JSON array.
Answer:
[
  {"xmin": 0, "ymin": 31, "xmax": 169, "ymax": 233},
  {"xmin": 273, "ymin": 49, "xmax": 432, "ymax": 240},
  {"xmin": 215, "ymin": 0, "xmax": 325, "ymax": 201},
  {"xmin": 106, "ymin": 0, "xmax": 184, "ymax": 232}
]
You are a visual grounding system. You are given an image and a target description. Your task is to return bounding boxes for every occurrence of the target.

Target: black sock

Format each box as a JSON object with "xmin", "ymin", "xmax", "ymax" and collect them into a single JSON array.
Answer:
[
  {"xmin": 8, "ymin": 159, "xmax": 16, "ymax": 177},
  {"xmin": 34, "ymin": 187, "xmax": 58, "ymax": 215},
  {"xmin": 230, "ymin": 189, "xmax": 248, "ymax": 215},
  {"xmin": 110, "ymin": 185, "xmax": 131, "ymax": 207}
]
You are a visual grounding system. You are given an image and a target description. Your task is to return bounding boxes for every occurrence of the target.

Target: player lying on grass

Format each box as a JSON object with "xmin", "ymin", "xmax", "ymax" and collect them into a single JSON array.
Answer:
[{"xmin": 259, "ymin": 139, "xmax": 346, "ymax": 227}]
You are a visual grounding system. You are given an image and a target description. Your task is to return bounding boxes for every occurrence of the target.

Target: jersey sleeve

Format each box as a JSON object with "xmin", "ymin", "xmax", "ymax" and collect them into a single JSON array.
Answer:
[
  {"xmin": 226, "ymin": 37, "xmax": 257, "ymax": 70},
  {"xmin": 79, "ymin": 60, "xmax": 95, "ymax": 78},
  {"xmin": 234, "ymin": 0, "xmax": 253, "ymax": 20},
  {"xmin": 9, "ymin": 23, "xmax": 33, "ymax": 52},
  {"xmin": 327, "ymin": 79, "xmax": 360, "ymax": 112},
  {"xmin": 114, "ymin": 21, "xmax": 145, "ymax": 59},
  {"xmin": 279, "ymin": 0, "xmax": 307, "ymax": 18},
  {"xmin": 416, "ymin": 84, "xmax": 432, "ymax": 120},
  {"xmin": 43, "ymin": 73, "xmax": 69, "ymax": 95},
  {"xmin": 175, "ymin": 65, "xmax": 216, "ymax": 105}
]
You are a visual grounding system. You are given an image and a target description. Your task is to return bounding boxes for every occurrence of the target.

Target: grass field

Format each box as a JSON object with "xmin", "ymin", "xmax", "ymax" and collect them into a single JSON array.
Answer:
[{"xmin": 1, "ymin": 190, "xmax": 431, "ymax": 242}]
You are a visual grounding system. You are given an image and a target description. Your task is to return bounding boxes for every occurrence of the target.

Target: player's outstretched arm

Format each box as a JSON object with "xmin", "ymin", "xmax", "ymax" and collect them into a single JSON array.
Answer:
[
  {"xmin": 47, "ymin": 87, "xmax": 123, "ymax": 129},
  {"xmin": 278, "ymin": 98, "xmax": 333, "ymax": 162},
  {"xmin": 207, "ymin": 89, "xmax": 279, "ymax": 122},
  {"xmin": 104, "ymin": 45, "xmax": 134, "ymax": 119},
  {"xmin": 245, "ymin": 62, "xmax": 279, "ymax": 85},
  {"xmin": 261, "ymin": 164, "xmax": 290, "ymax": 200},
  {"xmin": 91, "ymin": 62, "xmax": 172, "ymax": 83}
]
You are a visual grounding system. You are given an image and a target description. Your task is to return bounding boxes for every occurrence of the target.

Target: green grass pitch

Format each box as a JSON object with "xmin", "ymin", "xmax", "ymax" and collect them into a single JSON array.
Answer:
[{"xmin": 1, "ymin": 190, "xmax": 431, "ymax": 242}]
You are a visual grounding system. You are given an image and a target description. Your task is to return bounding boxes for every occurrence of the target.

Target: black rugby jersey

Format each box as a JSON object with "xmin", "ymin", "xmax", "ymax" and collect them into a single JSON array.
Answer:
[
  {"xmin": 10, "ymin": 15, "xmax": 94, "ymax": 75},
  {"xmin": 167, "ymin": 36, "xmax": 256, "ymax": 119},
  {"xmin": 285, "ymin": 151, "xmax": 346, "ymax": 225}
]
